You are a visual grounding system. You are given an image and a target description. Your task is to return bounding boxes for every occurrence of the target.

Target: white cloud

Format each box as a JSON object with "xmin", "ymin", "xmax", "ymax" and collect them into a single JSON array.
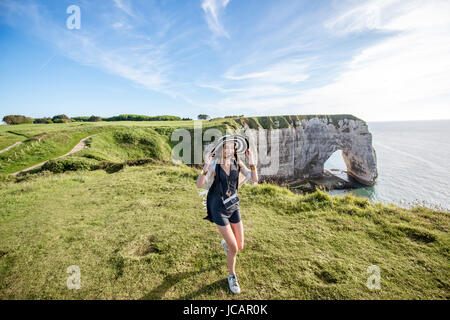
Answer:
[
  {"xmin": 0, "ymin": 0, "xmax": 197, "ymax": 100},
  {"xmin": 112, "ymin": 21, "xmax": 132, "ymax": 31},
  {"xmin": 205, "ymin": 0, "xmax": 450, "ymax": 121},
  {"xmin": 224, "ymin": 59, "xmax": 310, "ymax": 84},
  {"xmin": 324, "ymin": 0, "xmax": 387, "ymax": 35},
  {"xmin": 201, "ymin": 0, "xmax": 231, "ymax": 38},
  {"xmin": 301, "ymin": 0, "xmax": 450, "ymax": 121},
  {"xmin": 200, "ymin": 58, "xmax": 311, "ymax": 112},
  {"xmin": 113, "ymin": 0, "xmax": 135, "ymax": 17}
]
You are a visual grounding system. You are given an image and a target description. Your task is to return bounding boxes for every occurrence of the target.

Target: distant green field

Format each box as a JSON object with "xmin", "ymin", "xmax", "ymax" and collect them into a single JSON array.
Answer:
[{"xmin": 0, "ymin": 120, "xmax": 196, "ymax": 133}]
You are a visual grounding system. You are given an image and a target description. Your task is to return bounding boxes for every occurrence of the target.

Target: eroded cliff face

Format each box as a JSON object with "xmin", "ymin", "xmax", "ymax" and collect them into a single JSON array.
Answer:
[{"xmin": 242, "ymin": 116, "xmax": 378, "ymax": 186}]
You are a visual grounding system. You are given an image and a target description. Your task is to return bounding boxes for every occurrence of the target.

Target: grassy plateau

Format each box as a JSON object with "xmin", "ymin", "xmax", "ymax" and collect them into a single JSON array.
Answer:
[{"xmin": 0, "ymin": 120, "xmax": 448, "ymax": 299}]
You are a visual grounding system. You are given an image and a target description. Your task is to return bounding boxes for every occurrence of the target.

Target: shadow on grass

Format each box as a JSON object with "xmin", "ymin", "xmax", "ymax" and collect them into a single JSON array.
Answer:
[
  {"xmin": 6, "ymin": 131, "xmax": 29, "ymax": 138},
  {"xmin": 179, "ymin": 278, "xmax": 229, "ymax": 300},
  {"xmin": 140, "ymin": 266, "xmax": 229, "ymax": 300}
]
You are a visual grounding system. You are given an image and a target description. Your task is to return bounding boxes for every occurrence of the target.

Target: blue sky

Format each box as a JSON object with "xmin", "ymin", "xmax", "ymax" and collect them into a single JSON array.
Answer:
[{"xmin": 1, "ymin": 0, "xmax": 449, "ymax": 121}]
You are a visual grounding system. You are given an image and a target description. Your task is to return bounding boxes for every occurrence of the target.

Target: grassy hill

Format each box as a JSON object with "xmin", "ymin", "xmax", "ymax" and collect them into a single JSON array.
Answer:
[
  {"xmin": 0, "ymin": 121, "xmax": 189, "ymax": 174},
  {"xmin": 0, "ymin": 121, "xmax": 448, "ymax": 299}
]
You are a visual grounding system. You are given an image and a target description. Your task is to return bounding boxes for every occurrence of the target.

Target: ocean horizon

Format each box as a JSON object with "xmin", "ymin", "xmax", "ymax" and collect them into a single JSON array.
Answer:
[{"xmin": 327, "ymin": 119, "xmax": 450, "ymax": 211}]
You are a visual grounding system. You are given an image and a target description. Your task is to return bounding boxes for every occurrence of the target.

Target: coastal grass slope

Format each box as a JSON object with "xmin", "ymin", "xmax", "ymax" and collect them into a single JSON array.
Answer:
[
  {"xmin": 0, "ymin": 119, "xmax": 448, "ymax": 299},
  {"xmin": 0, "ymin": 163, "xmax": 448, "ymax": 299}
]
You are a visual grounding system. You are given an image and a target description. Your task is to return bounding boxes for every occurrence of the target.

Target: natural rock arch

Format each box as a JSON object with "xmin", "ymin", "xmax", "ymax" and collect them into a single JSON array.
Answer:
[{"xmin": 245, "ymin": 116, "xmax": 378, "ymax": 186}]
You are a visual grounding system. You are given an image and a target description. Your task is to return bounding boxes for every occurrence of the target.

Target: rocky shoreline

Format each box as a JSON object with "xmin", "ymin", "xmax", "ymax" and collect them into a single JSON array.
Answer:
[{"xmin": 263, "ymin": 170, "xmax": 359, "ymax": 194}]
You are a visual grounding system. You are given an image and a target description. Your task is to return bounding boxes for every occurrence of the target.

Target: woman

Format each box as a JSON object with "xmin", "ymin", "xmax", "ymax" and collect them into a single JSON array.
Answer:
[{"xmin": 196, "ymin": 139, "xmax": 258, "ymax": 294}]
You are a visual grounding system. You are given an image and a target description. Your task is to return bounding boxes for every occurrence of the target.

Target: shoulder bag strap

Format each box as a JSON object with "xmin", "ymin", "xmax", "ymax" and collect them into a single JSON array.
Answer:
[{"xmin": 235, "ymin": 159, "xmax": 240, "ymax": 191}]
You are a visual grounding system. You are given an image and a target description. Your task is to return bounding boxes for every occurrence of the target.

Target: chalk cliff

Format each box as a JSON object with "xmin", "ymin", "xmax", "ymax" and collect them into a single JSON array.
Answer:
[{"xmin": 230, "ymin": 115, "xmax": 378, "ymax": 186}]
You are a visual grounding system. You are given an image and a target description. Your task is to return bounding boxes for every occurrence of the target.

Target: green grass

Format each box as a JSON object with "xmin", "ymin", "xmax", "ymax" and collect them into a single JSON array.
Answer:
[
  {"xmin": 0, "ymin": 132, "xmax": 27, "ymax": 151},
  {"xmin": 72, "ymin": 127, "xmax": 172, "ymax": 163},
  {"xmin": 0, "ymin": 122, "xmax": 185, "ymax": 174},
  {"xmin": 0, "ymin": 120, "xmax": 196, "ymax": 136},
  {"xmin": 0, "ymin": 163, "xmax": 448, "ymax": 299},
  {"xmin": 0, "ymin": 129, "xmax": 100, "ymax": 174},
  {"xmin": 0, "ymin": 118, "xmax": 448, "ymax": 299}
]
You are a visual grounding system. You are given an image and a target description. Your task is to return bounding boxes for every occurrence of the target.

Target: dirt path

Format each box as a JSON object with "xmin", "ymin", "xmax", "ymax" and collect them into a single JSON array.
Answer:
[
  {"xmin": 11, "ymin": 135, "xmax": 97, "ymax": 176},
  {"xmin": 0, "ymin": 141, "xmax": 23, "ymax": 154}
]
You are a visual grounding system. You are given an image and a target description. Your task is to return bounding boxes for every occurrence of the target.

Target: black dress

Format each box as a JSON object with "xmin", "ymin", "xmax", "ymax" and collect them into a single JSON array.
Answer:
[{"xmin": 204, "ymin": 160, "xmax": 241, "ymax": 226}]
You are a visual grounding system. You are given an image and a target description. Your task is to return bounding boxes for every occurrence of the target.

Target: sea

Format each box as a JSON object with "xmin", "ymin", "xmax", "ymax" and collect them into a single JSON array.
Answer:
[{"xmin": 326, "ymin": 120, "xmax": 450, "ymax": 211}]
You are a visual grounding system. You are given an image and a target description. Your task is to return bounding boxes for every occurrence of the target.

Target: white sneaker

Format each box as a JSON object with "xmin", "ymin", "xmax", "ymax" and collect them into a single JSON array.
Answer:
[
  {"xmin": 228, "ymin": 274, "xmax": 241, "ymax": 294},
  {"xmin": 221, "ymin": 239, "xmax": 228, "ymax": 256}
]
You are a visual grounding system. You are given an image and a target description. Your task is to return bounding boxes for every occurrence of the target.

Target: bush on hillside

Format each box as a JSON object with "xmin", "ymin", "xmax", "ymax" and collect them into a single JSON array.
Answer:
[
  {"xmin": 53, "ymin": 119, "xmax": 71, "ymax": 123},
  {"xmin": 33, "ymin": 117, "xmax": 53, "ymax": 124},
  {"xmin": 52, "ymin": 114, "xmax": 70, "ymax": 121},
  {"xmin": 197, "ymin": 114, "xmax": 210, "ymax": 120},
  {"xmin": 71, "ymin": 116, "xmax": 90, "ymax": 122},
  {"xmin": 103, "ymin": 114, "xmax": 180, "ymax": 122},
  {"xmin": 41, "ymin": 158, "xmax": 96, "ymax": 173},
  {"xmin": 2, "ymin": 115, "xmax": 34, "ymax": 125},
  {"xmin": 88, "ymin": 115, "xmax": 102, "ymax": 122}
]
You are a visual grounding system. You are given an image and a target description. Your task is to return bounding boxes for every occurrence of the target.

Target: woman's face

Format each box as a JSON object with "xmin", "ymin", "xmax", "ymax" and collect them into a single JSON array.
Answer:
[{"xmin": 222, "ymin": 141, "xmax": 235, "ymax": 159}]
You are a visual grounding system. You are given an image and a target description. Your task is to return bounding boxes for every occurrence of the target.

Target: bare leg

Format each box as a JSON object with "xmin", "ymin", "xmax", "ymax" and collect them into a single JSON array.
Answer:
[
  {"xmin": 230, "ymin": 221, "xmax": 244, "ymax": 251},
  {"xmin": 216, "ymin": 224, "xmax": 238, "ymax": 275}
]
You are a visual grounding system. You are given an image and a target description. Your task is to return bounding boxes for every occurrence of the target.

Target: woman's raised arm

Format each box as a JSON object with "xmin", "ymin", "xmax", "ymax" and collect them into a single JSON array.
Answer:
[
  {"xmin": 239, "ymin": 150, "xmax": 258, "ymax": 183},
  {"xmin": 196, "ymin": 152, "xmax": 214, "ymax": 188}
]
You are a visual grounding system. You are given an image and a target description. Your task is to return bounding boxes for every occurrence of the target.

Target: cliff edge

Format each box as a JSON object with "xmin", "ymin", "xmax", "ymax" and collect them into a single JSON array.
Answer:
[{"xmin": 225, "ymin": 115, "xmax": 378, "ymax": 186}]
